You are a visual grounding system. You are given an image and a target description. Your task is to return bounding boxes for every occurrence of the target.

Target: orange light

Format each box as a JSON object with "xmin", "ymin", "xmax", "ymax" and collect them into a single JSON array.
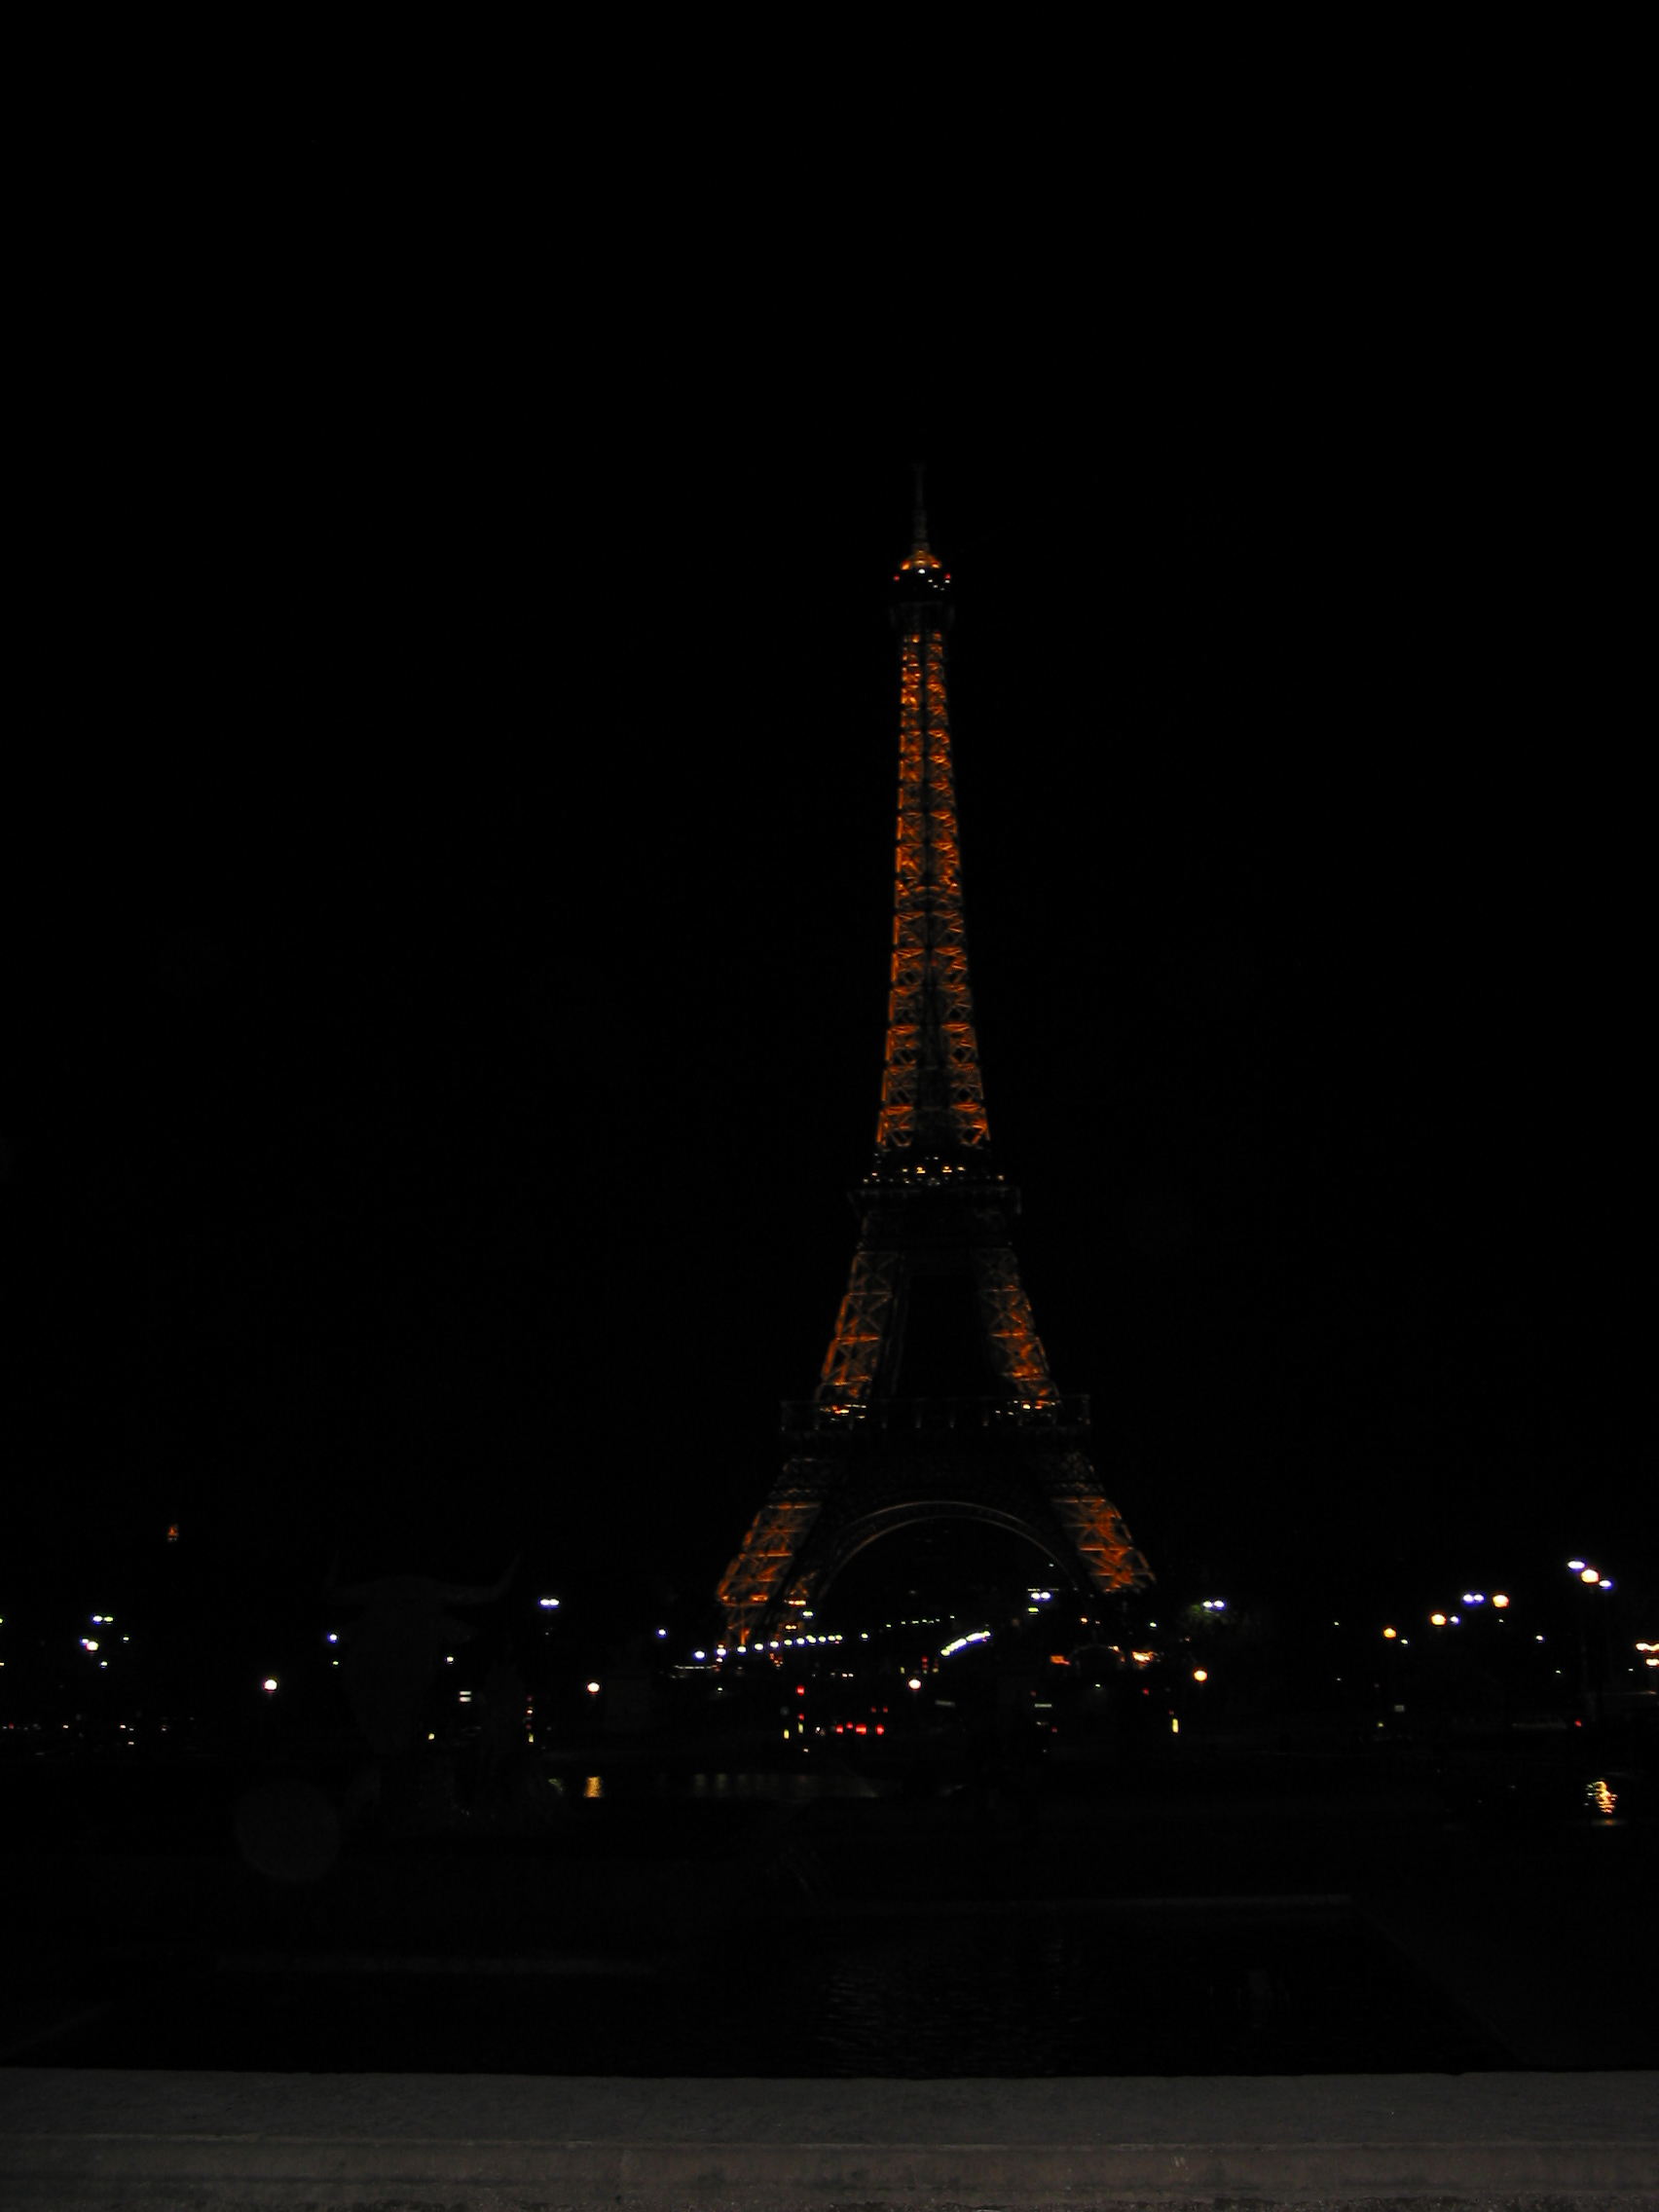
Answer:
[
  {"xmin": 1580, "ymin": 1568, "xmax": 1600, "ymax": 1583},
  {"xmin": 1193, "ymin": 1668, "xmax": 1207, "ymax": 1682},
  {"xmin": 1492, "ymin": 1594, "xmax": 1509, "ymax": 1607},
  {"xmin": 1430, "ymin": 1613, "xmax": 1447, "ymax": 1626},
  {"xmin": 1383, "ymin": 1627, "xmax": 1397, "ymax": 1640},
  {"xmin": 1050, "ymin": 1654, "xmax": 1068, "ymax": 1665}
]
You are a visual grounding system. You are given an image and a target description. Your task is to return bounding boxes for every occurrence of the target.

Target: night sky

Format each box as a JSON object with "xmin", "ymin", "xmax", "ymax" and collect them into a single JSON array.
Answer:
[{"xmin": 7, "ymin": 423, "xmax": 1645, "ymax": 1662}]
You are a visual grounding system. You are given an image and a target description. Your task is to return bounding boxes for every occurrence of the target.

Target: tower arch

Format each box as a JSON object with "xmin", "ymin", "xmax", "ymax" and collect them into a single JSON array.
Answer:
[{"xmin": 784, "ymin": 1499, "xmax": 1083, "ymax": 1620}]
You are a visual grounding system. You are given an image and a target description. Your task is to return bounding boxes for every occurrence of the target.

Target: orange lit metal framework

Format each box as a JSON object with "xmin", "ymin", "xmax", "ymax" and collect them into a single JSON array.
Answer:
[{"xmin": 718, "ymin": 476, "xmax": 1151, "ymax": 1646}]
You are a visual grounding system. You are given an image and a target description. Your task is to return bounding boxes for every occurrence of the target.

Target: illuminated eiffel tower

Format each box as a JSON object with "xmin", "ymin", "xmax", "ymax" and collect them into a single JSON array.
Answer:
[{"xmin": 717, "ymin": 473, "xmax": 1152, "ymax": 1649}]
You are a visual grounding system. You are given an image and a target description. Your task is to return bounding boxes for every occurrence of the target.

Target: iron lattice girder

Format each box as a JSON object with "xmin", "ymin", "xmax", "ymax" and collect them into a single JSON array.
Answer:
[
  {"xmin": 817, "ymin": 1246, "xmax": 903, "ymax": 1405},
  {"xmin": 816, "ymin": 1237, "xmax": 1058, "ymax": 1414},
  {"xmin": 877, "ymin": 624, "xmax": 990, "ymax": 1159}
]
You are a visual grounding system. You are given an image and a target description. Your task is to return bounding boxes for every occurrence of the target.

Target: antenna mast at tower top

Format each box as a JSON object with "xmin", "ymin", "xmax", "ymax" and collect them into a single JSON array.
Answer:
[{"xmin": 911, "ymin": 461, "xmax": 930, "ymax": 555}]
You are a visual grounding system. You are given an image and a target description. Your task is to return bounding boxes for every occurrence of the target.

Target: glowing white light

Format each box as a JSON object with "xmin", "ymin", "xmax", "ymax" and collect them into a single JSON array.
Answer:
[
  {"xmin": 656, "ymin": 1629, "xmax": 668, "ymax": 1639},
  {"xmin": 1193, "ymin": 1669, "xmax": 1208, "ymax": 1682},
  {"xmin": 326, "ymin": 1633, "xmax": 338, "ymax": 1643},
  {"xmin": 692, "ymin": 1650, "xmax": 706, "ymax": 1661},
  {"xmin": 1568, "ymin": 1559, "xmax": 1586, "ymax": 1570},
  {"xmin": 539, "ymin": 1598, "xmax": 559, "ymax": 1609},
  {"xmin": 586, "ymin": 1680, "xmax": 601, "ymax": 1694},
  {"xmin": 907, "ymin": 1677, "xmax": 921, "ymax": 1689},
  {"xmin": 81, "ymin": 1639, "xmax": 98, "ymax": 1651},
  {"xmin": 1581, "ymin": 1569, "xmax": 1600, "ymax": 1583},
  {"xmin": 1463, "ymin": 1593, "xmax": 1485, "ymax": 1604},
  {"xmin": 262, "ymin": 1677, "xmax": 277, "ymax": 1693},
  {"xmin": 1600, "ymin": 1579, "xmax": 1614, "ymax": 1592}
]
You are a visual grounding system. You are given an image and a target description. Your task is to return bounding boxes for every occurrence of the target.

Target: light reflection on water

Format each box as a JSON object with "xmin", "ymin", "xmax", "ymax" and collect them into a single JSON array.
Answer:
[
  {"xmin": 684, "ymin": 1769, "xmax": 877, "ymax": 1800},
  {"xmin": 551, "ymin": 1768, "xmax": 880, "ymax": 1802}
]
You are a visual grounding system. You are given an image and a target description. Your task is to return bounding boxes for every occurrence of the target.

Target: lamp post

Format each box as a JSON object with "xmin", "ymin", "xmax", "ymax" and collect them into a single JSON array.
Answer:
[{"xmin": 1567, "ymin": 1561, "xmax": 1610, "ymax": 1724}]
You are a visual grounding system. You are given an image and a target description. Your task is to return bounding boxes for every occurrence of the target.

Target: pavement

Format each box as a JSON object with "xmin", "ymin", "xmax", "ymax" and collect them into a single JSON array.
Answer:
[{"xmin": 2, "ymin": 2067, "xmax": 1657, "ymax": 2209}]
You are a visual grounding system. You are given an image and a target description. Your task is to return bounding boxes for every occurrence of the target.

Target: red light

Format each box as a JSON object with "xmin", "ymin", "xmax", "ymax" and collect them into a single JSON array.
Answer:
[
  {"xmin": 855, "ymin": 1723, "xmax": 866, "ymax": 1734},
  {"xmin": 875, "ymin": 1724, "xmax": 885, "ymax": 1735},
  {"xmin": 795, "ymin": 1686, "xmax": 805, "ymax": 1695}
]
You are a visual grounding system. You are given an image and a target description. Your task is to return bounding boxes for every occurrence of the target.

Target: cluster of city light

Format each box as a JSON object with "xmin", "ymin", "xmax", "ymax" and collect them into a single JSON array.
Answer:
[
  {"xmin": 1568, "ymin": 1559, "xmax": 1614, "ymax": 1591},
  {"xmin": 1635, "ymin": 1642, "xmax": 1659, "ymax": 1669},
  {"xmin": 1423, "ymin": 1589, "xmax": 1510, "ymax": 1629},
  {"xmin": 940, "ymin": 1630, "xmax": 991, "ymax": 1657}
]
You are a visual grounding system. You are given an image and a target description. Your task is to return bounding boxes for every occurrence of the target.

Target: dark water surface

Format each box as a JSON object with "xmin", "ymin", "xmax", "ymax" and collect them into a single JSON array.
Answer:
[{"xmin": 20, "ymin": 1901, "xmax": 1504, "ymax": 2076}]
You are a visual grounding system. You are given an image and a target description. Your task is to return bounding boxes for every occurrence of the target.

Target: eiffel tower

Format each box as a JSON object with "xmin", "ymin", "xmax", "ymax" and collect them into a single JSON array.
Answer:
[{"xmin": 717, "ymin": 472, "xmax": 1152, "ymax": 1650}]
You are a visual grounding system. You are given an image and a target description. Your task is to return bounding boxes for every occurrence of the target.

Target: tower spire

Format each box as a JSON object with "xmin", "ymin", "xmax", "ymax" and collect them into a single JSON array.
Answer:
[{"xmin": 880, "ymin": 484, "xmax": 986, "ymax": 1160}]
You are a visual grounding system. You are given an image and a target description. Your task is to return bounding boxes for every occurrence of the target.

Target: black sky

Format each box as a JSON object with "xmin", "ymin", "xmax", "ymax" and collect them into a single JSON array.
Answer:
[{"xmin": 6, "ymin": 379, "xmax": 1645, "ymax": 1650}]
